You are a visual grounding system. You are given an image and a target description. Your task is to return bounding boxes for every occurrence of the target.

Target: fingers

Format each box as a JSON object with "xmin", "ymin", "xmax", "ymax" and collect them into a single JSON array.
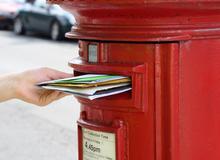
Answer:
[
  {"xmin": 14, "ymin": 67, "xmax": 73, "ymax": 106},
  {"xmin": 55, "ymin": 92, "xmax": 70, "ymax": 101},
  {"xmin": 37, "ymin": 90, "xmax": 70, "ymax": 106}
]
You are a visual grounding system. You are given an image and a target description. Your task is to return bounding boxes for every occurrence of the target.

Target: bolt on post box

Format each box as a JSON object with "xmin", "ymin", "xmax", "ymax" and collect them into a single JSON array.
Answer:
[{"xmin": 48, "ymin": 1, "xmax": 220, "ymax": 160}]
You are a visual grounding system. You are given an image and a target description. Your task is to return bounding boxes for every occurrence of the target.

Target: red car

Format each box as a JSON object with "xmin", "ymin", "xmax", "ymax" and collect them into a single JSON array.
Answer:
[{"xmin": 0, "ymin": 0, "xmax": 24, "ymax": 29}]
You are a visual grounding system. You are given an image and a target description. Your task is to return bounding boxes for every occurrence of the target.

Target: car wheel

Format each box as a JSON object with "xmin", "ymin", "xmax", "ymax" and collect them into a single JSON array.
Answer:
[
  {"xmin": 50, "ymin": 21, "xmax": 62, "ymax": 41},
  {"xmin": 14, "ymin": 17, "xmax": 25, "ymax": 35}
]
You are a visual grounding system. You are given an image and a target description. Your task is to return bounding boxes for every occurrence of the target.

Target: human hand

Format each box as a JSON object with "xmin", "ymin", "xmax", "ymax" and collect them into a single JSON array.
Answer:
[{"xmin": 14, "ymin": 67, "xmax": 72, "ymax": 106}]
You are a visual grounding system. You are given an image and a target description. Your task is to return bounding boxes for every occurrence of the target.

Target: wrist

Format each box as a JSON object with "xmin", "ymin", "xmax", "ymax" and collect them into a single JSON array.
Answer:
[
  {"xmin": 0, "ymin": 73, "xmax": 20, "ymax": 101},
  {"xmin": 10, "ymin": 73, "xmax": 23, "ymax": 100}
]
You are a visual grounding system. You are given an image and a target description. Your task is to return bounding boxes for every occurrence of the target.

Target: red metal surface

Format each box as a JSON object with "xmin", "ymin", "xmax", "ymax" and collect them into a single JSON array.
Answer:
[
  {"xmin": 48, "ymin": 0, "xmax": 220, "ymax": 160},
  {"xmin": 51, "ymin": 1, "xmax": 220, "ymax": 41},
  {"xmin": 179, "ymin": 39, "xmax": 220, "ymax": 160},
  {"xmin": 70, "ymin": 41, "xmax": 156, "ymax": 160}
]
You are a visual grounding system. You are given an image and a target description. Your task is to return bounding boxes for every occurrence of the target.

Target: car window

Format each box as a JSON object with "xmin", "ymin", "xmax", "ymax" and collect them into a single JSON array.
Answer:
[
  {"xmin": 50, "ymin": 4, "xmax": 62, "ymax": 10},
  {"xmin": 33, "ymin": 0, "xmax": 46, "ymax": 7},
  {"xmin": 16, "ymin": 0, "xmax": 25, "ymax": 3},
  {"xmin": 0, "ymin": 0, "xmax": 25, "ymax": 3}
]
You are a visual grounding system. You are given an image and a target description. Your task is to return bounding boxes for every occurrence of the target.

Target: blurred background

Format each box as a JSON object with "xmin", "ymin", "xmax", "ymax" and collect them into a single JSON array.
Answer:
[{"xmin": 0, "ymin": 0, "xmax": 80, "ymax": 159}]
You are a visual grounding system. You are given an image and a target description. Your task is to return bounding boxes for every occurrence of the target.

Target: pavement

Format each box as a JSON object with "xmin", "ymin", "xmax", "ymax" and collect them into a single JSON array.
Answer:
[{"xmin": 0, "ymin": 31, "xmax": 80, "ymax": 160}]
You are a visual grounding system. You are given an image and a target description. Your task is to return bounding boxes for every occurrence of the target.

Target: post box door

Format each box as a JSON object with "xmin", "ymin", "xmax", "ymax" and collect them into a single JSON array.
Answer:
[{"xmin": 69, "ymin": 40, "xmax": 180, "ymax": 160}]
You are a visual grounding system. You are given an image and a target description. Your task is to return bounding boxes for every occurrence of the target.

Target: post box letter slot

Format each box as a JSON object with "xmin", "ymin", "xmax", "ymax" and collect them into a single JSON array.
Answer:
[{"xmin": 69, "ymin": 58, "xmax": 148, "ymax": 112}]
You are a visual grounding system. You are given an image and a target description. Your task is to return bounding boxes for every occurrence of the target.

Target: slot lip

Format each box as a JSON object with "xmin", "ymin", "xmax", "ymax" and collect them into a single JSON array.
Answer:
[{"xmin": 68, "ymin": 57, "xmax": 146, "ymax": 75}]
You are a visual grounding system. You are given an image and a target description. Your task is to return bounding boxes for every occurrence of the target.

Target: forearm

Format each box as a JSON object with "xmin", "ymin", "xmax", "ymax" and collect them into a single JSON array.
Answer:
[{"xmin": 0, "ymin": 74, "xmax": 18, "ymax": 102}]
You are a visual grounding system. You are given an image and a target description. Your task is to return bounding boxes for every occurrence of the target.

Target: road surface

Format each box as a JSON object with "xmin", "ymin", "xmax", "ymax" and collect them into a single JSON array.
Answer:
[{"xmin": 0, "ymin": 31, "xmax": 80, "ymax": 160}]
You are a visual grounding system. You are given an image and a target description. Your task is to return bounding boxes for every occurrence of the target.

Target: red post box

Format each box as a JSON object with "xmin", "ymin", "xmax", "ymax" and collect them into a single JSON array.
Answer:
[{"xmin": 49, "ymin": 1, "xmax": 220, "ymax": 160}]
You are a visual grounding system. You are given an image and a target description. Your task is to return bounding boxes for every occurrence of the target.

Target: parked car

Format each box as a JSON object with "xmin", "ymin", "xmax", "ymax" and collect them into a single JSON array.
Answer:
[
  {"xmin": 14, "ymin": 0, "xmax": 75, "ymax": 40},
  {"xmin": 0, "ymin": 0, "xmax": 25, "ymax": 29}
]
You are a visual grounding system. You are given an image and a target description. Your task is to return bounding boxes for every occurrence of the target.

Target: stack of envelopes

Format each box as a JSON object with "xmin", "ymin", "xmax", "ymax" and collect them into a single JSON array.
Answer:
[{"xmin": 37, "ymin": 74, "xmax": 131, "ymax": 100}]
